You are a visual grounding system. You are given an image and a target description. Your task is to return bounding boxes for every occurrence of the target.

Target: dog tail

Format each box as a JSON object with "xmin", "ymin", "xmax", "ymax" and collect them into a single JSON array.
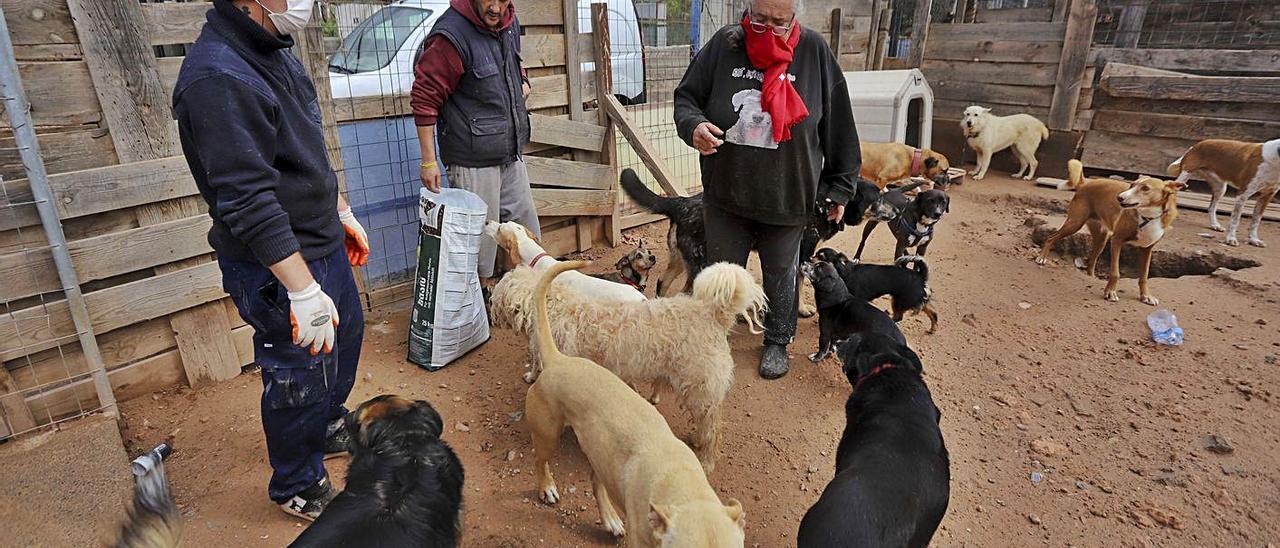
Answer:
[
  {"xmin": 895, "ymin": 255, "xmax": 929, "ymax": 285},
  {"xmin": 691, "ymin": 262, "xmax": 767, "ymax": 334},
  {"xmin": 1167, "ymin": 150, "xmax": 1187, "ymax": 177},
  {"xmin": 1067, "ymin": 159, "xmax": 1085, "ymax": 189},
  {"xmin": 533, "ymin": 259, "xmax": 590, "ymax": 363},
  {"xmin": 1039, "ymin": 120, "xmax": 1050, "ymax": 141},
  {"xmin": 114, "ymin": 446, "xmax": 182, "ymax": 548},
  {"xmin": 620, "ymin": 168, "xmax": 682, "ymax": 217}
]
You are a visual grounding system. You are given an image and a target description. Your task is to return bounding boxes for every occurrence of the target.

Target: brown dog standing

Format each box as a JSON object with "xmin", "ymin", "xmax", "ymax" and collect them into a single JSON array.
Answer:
[
  {"xmin": 859, "ymin": 141, "xmax": 952, "ymax": 189},
  {"xmin": 1167, "ymin": 138, "xmax": 1280, "ymax": 248},
  {"xmin": 524, "ymin": 260, "xmax": 746, "ymax": 546},
  {"xmin": 1037, "ymin": 160, "xmax": 1185, "ymax": 305}
]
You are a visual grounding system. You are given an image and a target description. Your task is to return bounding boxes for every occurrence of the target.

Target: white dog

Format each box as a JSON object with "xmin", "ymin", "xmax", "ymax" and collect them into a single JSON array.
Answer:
[
  {"xmin": 961, "ymin": 105, "xmax": 1049, "ymax": 181},
  {"xmin": 490, "ymin": 261, "xmax": 766, "ymax": 472},
  {"xmin": 725, "ymin": 89, "xmax": 778, "ymax": 149},
  {"xmin": 485, "ymin": 220, "xmax": 645, "ymax": 302}
]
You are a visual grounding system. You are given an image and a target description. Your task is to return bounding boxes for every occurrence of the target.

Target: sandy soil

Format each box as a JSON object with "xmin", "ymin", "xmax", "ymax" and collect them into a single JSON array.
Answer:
[{"xmin": 101, "ymin": 172, "xmax": 1280, "ymax": 547}]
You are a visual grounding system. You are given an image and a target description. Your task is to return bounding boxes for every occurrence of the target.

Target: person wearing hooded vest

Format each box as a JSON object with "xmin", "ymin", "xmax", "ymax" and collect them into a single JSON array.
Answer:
[
  {"xmin": 172, "ymin": 0, "xmax": 368, "ymax": 521},
  {"xmin": 412, "ymin": 0, "xmax": 540, "ymax": 283},
  {"xmin": 674, "ymin": 0, "xmax": 860, "ymax": 380}
]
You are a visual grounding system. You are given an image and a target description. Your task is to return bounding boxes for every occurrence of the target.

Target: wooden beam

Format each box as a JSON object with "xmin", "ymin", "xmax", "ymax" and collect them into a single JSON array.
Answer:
[
  {"xmin": 829, "ymin": 8, "xmax": 843, "ymax": 54},
  {"xmin": 529, "ymin": 114, "xmax": 607, "ymax": 152},
  {"xmin": 1089, "ymin": 48, "xmax": 1280, "ymax": 75},
  {"xmin": 141, "ymin": 1, "xmax": 209, "ymax": 46},
  {"xmin": 602, "ymin": 94, "xmax": 681, "ymax": 197},
  {"xmin": 530, "ymin": 188, "xmax": 615, "ymax": 216},
  {"xmin": 591, "ymin": 1, "xmax": 621, "ymax": 246},
  {"xmin": 922, "ymin": 22, "xmax": 1066, "ymax": 42},
  {"xmin": 1113, "ymin": 0, "xmax": 1149, "ymax": 49},
  {"xmin": 524, "ymin": 156, "xmax": 615, "ymax": 190},
  {"xmin": 1052, "ymin": 0, "xmax": 1071, "ymax": 21},
  {"xmin": 5, "ymin": 317, "xmax": 176, "ymax": 394},
  {"xmin": 1090, "ymin": 110, "xmax": 1280, "ymax": 143},
  {"xmin": 562, "ymin": 0, "xmax": 584, "ymax": 122},
  {"xmin": 0, "ymin": 367, "xmax": 37, "ymax": 436},
  {"xmin": 48, "ymin": 157, "xmax": 195, "ymax": 220},
  {"xmin": 873, "ymin": 8, "xmax": 893, "ymax": 70},
  {"xmin": 924, "ymin": 38, "xmax": 1064, "ymax": 64},
  {"xmin": 0, "ymin": 61, "xmax": 101, "ymax": 126},
  {"xmin": 1048, "ymin": 0, "xmax": 1097, "ymax": 131},
  {"xmin": 1101, "ymin": 73, "xmax": 1280, "ymax": 104},
  {"xmin": 905, "ymin": 0, "xmax": 933, "ymax": 68}
]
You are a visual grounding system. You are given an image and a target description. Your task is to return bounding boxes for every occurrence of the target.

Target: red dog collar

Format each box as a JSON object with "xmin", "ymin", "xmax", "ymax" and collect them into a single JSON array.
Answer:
[
  {"xmin": 853, "ymin": 362, "xmax": 896, "ymax": 393},
  {"xmin": 910, "ymin": 149, "xmax": 925, "ymax": 177},
  {"xmin": 529, "ymin": 252, "xmax": 550, "ymax": 268}
]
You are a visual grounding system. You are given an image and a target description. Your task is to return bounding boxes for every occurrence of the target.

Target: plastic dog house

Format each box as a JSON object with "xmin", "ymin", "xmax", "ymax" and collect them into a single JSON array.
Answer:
[{"xmin": 844, "ymin": 69, "xmax": 934, "ymax": 150}]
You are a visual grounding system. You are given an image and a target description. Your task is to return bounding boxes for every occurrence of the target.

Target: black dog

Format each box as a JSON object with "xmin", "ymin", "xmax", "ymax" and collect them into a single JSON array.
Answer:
[
  {"xmin": 814, "ymin": 248, "xmax": 938, "ymax": 333},
  {"xmin": 797, "ymin": 333, "xmax": 950, "ymax": 548},
  {"xmin": 290, "ymin": 395, "xmax": 465, "ymax": 548},
  {"xmin": 621, "ymin": 168, "xmax": 881, "ymax": 298},
  {"xmin": 801, "ymin": 260, "xmax": 905, "ymax": 362},
  {"xmin": 863, "ymin": 180, "xmax": 924, "ymax": 225},
  {"xmin": 855, "ymin": 188, "xmax": 950, "ymax": 260}
]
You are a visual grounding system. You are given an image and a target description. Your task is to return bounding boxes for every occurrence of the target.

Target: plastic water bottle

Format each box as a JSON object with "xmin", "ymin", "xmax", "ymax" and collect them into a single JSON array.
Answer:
[{"xmin": 1147, "ymin": 309, "xmax": 1184, "ymax": 346}]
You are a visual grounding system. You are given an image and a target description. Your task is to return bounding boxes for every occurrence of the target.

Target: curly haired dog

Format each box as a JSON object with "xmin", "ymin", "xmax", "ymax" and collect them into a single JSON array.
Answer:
[{"xmin": 491, "ymin": 261, "xmax": 766, "ymax": 472}]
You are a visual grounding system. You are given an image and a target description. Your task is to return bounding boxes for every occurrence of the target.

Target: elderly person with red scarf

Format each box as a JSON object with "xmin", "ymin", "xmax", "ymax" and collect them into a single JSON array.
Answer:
[{"xmin": 674, "ymin": 0, "xmax": 860, "ymax": 379}]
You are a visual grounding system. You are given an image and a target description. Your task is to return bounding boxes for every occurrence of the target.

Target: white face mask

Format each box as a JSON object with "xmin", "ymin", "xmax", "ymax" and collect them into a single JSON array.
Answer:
[{"xmin": 255, "ymin": 0, "xmax": 314, "ymax": 36}]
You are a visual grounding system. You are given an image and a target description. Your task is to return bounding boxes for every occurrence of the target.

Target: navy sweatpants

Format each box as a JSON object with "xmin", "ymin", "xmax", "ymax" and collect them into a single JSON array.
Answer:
[{"xmin": 219, "ymin": 249, "xmax": 363, "ymax": 502}]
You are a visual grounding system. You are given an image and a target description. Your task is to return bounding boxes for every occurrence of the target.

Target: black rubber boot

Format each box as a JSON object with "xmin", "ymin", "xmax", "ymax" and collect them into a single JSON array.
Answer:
[{"xmin": 759, "ymin": 344, "xmax": 790, "ymax": 380}]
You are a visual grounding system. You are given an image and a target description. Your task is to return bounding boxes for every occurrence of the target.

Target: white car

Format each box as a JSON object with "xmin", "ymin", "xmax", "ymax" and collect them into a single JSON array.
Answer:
[{"xmin": 328, "ymin": 0, "xmax": 647, "ymax": 105}]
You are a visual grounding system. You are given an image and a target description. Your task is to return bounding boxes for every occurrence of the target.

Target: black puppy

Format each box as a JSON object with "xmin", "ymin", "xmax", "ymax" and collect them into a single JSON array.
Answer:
[
  {"xmin": 621, "ymin": 168, "xmax": 881, "ymax": 298},
  {"xmin": 797, "ymin": 333, "xmax": 950, "ymax": 548},
  {"xmin": 290, "ymin": 395, "xmax": 464, "ymax": 548},
  {"xmin": 801, "ymin": 260, "xmax": 905, "ymax": 362},
  {"xmin": 854, "ymin": 188, "xmax": 950, "ymax": 260},
  {"xmin": 814, "ymin": 248, "xmax": 938, "ymax": 333}
]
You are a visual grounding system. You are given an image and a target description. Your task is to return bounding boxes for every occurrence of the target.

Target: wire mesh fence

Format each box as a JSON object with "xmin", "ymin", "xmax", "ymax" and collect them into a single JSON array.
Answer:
[{"xmin": 1093, "ymin": 0, "xmax": 1279, "ymax": 49}]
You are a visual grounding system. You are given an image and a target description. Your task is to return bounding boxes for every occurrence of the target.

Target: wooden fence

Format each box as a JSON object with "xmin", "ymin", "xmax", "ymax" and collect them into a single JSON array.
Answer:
[{"xmin": 0, "ymin": 0, "xmax": 618, "ymax": 430}]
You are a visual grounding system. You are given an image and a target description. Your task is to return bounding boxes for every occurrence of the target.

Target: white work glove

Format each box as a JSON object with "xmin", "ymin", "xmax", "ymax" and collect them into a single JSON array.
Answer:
[
  {"xmin": 288, "ymin": 282, "xmax": 339, "ymax": 355},
  {"xmin": 338, "ymin": 206, "xmax": 369, "ymax": 267}
]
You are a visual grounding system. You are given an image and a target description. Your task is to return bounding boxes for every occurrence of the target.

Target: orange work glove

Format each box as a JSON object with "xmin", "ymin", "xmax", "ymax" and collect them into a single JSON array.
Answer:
[{"xmin": 337, "ymin": 206, "xmax": 369, "ymax": 267}]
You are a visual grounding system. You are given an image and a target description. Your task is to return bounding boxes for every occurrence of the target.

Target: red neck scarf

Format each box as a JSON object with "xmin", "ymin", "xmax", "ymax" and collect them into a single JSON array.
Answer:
[{"xmin": 741, "ymin": 16, "xmax": 808, "ymax": 143}]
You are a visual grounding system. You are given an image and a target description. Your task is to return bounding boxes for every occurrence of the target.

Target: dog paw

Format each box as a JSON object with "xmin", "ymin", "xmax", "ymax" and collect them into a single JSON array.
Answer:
[
  {"xmin": 797, "ymin": 303, "xmax": 816, "ymax": 318},
  {"xmin": 1034, "ymin": 255, "xmax": 1048, "ymax": 265},
  {"xmin": 602, "ymin": 516, "xmax": 626, "ymax": 537},
  {"xmin": 1210, "ymin": 224, "xmax": 1225, "ymax": 232},
  {"xmin": 1141, "ymin": 294, "xmax": 1160, "ymax": 306},
  {"xmin": 1249, "ymin": 238, "xmax": 1266, "ymax": 248},
  {"xmin": 1022, "ymin": 175, "xmax": 1034, "ymax": 181},
  {"xmin": 967, "ymin": 170, "xmax": 978, "ymax": 177},
  {"xmin": 1105, "ymin": 291, "xmax": 1119, "ymax": 302},
  {"xmin": 540, "ymin": 484, "xmax": 560, "ymax": 505},
  {"xmin": 973, "ymin": 174, "xmax": 985, "ymax": 181},
  {"xmin": 808, "ymin": 352, "xmax": 823, "ymax": 363},
  {"xmin": 1225, "ymin": 237, "xmax": 1240, "ymax": 247},
  {"xmin": 522, "ymin": 370, "xmax": 537, "ymax": 384}
]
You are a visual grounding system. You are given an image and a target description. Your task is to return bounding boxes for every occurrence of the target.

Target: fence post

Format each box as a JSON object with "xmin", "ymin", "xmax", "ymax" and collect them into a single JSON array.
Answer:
[
  {"xmin": 563, "ymin": 0, "xmax": 586, "ymax": 122},
  {"xmin": 829, "ymin": 7, "xmax": 843, "ymax": 61},
  {"xmin": 0, "ymin": 9, "xmax": 117, "ymax": 418},
  {"xmin": 591, "ymin": 2, "xmax": 622, "ymax": 246},
  {"xmin": 1048, "ymin": 0, "xmax": 1098, "ymax": 131},
  {"xmin": 905, "ymin": 0, "xmax": 933, "ymax": 68},
  {"xmin": 1114, "ymin": 0, "xmax": 1149, "ymax": 48}
]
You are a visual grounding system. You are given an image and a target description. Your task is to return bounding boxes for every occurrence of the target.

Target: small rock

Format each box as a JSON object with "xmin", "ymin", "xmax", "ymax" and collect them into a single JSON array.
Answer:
[
  {"xmin": 455, "ymin": 421, "xmax": 471, "ymax": 433},
  {"xmin": 1266, "ymin": 355, "xmax": 1278, "ymax": 365},
  {"xmin": 452, "ymin": 396, "xmax": 462, "ymax": 402},
  {"xmin": 961, "ymin": 313, "xmax": 978, "ymax": 327},
  {"xmin": 1027, "ymin": 513, "xmax": 1042, "ymax": 525},
  {"xmin": 1018, "ymin": 302, "xmax": 1033, "ymax": 310},
  {"xmin": 1076, "ymin": 481, "xmax": 1088, "ymax": 490},
  {"xmin": 1202, "ymin": 435, "xmax": 1234, "ymax": 454},
  {"xmin": 991, "ymin": 393, "xmax": 1015, "ymax": 406},
  {"xmin": 1234, "ymin": 343, "xmax": 1250, "ymax": 350},
  {"xmin": 1220, "ymin": 463, "xmax": 1246, "ymax": 476},
  {"xmin": 1198, "ymin": 232, "xmax": 1215, "ymax": 239},
  {"xmin": 1067, "ymin": 394, "xmax": 1096, "ymax": 417},
  {"xmin": 506, "ymin": 450, "xmax": 516, "ymax": 462},
  {"xmin": 1030, "ymin": 471, "xmax": 1044, "ymax": 484},
  {"xmin": 509, "ymin": 411, "xmax": 524, "ymax": 422},
  {"xmin": 398, "ymin": 368, "xmax": 405, "ymax": 373},
  {"xmin": 1030, "ymin": 438, "xmax": 1068, "ymax": 457},
  {"xmin": 469, "ymin": 369, "xmax": 477, "ymax": 376},
  {"xmin": 1153, "ymin": 471, "xmax": 1187, "ymax": 488},
  {"xmin": 1209, "ymin": 489, "xmax": 1234, "ymax": 507}
]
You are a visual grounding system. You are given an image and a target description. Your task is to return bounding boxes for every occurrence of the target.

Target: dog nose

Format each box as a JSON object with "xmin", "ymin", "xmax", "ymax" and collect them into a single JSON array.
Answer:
[{"xmin": 1117, "ymin": 196, "xmax": 1126, "ymax": 204}]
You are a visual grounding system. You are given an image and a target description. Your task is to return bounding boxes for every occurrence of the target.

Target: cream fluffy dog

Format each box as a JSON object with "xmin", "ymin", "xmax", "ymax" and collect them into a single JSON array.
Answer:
[
  {"xmin": 491, "ymin": 261, "xmax": 766, "ymax": 472},
  {"xmin": 486, "ymin": 220, "xmax": 645, "ymax": 302},
  {"xmin": 961, "ymin": 105, "xmax": 1049, "ymax": 181},
  {"xmin": 524, "ymin": 260, "xmax": 746, "ymax": 546}
]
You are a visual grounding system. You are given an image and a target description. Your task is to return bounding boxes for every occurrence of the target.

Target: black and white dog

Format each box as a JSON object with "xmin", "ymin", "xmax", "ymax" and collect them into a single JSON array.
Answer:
[
  {"xmin": 801, "ymin": 260, "xmax": 905, "ymax": 362},
  {"xmin": 855, "ymin": 188, "xmax": 950, "ymax": 261},
  {"xmin": 290, "ymin": 395, "xmax": 465, "ymax": 548},
  {"xmin": 797, "ymin": 333, "xmax": 950, "ymax": 548},
  {"xmin": 814, "ymin": 248, "xmax": 938, "ymax": 333}
]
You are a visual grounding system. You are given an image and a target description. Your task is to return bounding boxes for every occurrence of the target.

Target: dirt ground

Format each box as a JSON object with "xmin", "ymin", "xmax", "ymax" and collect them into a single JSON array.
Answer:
[{"xmin": 87, "ymin": 172, "xmax": 1279, "ymax": 546}]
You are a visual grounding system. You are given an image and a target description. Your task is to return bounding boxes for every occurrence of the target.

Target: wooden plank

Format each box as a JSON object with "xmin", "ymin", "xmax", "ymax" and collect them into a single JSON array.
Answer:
[
  {"xmin": 1090, "ymin": 110, "xmax": 1280, "ymax": 143},
  {"xmin": 521, "ymin": 33, "xmax": 569, "ymax": 68},
  {"xmin": 924, "ymin": 38, "xmax": 1063, "ymax": 63},
  {"xmin": 0, "ymin": 367, "xmax": 37, "ymax": 435},
  {"xmin": 529, "ymin": 114, "xmax": 606, "ymax": 152},
  {"xmin": 365, "ymin": 281, "xmax": 414, "ymax": 310},
  {"xmin": 1047, "ymin": 0, "xmax": 1097, "ymax": 131},
  {"xmin": 1097, "ymin": 62, "xmax": 1186, "ymax": 78},
  {"xmin": 1101, "ymin": 74, "xmax": 1280, "ymax": 104},
  {"xmin": 1089, "ymin": 48, "xmax": 1280, "ymax": 75},
  {"xmin": 620, "ymin": 212, "xmax": 665, "ymax": 230},
  {"xmin": 1177, "ymin": 192, "xmax": 1280, "ymax": 222},
  {"xmin": 0, "ymin": 246, "xmax": 58, "ymax": 302},
  {"xmin": 0, "ymin": 0, "xmax": 78, "ymax": 45},
  {"xmin": 1091, "ymin": 96, "xmax": 1280, "ymax": 122},
  {"xmin": 518, "ymin": 0, "xmax": 564, "ymax": 26},
  {"xmin": 524, "ymin": 156, "xmax": 614, "ymax": 190},
  {"xmin": 977, "ymin": 6, "xmax": 1053, "ymax": 23},
  {"xmin": 602, "ymin": 94, "xmax": 681, "ymax": 197},
  {"xmin": 141, "ymin": 1, "xmax": 209, "ymax": 46},
  {"xmin": 1112, "ymin": 0, "xmax": 1148, "ymax": 49},
  {"xmin": 4, "ymin": 317, "xmax": 176, "ymax": 392},
  {"xmin": 1081, "ymin": 130, "xmax": 1193, "ymax": 175},
  {"xmin": 45, "ymin": 156, "xmax": 196, "ymax": 220},
  {"xmin": 906, "ymin": 0, "xmax": 933, "ymax": 68},
  {"xmin": 0, "ymin": 128, "xmax": 118, "ymax": 183},
  {"xmin": 590, "ymin": 2, "xmax": 620, "ymax": 246},
  {"xmin": 829, "ymin": 8, "xmax": 843, "ymax": 53},
  {"xmin": 924, "ymin": 22, "xmax": 1066, "ymax": 42},
  {"xmin": 0, "ymin": 61, "xmax": 101, "ymax": 126},
  {"xmin": 168, "ymin": 301, "xmax": 239, "ymax": 386},
  {"xmin": 11, "ymin": 43, "xmax": 83, "ymax": 61},
  {"xmin": 922, "ymin": 59, "xmax": 1060, "ymax": 87},
  {"xmin": 932, "ymin": 80, "xmax": 1055, "ymax": 107},
  {"xmin": 66, "ymin": 0, "xmax": 181, "ymax": 161},
  {"xmin": 530, "ymin": 188, "xmax": 615, "ymax": 216},
  {"xmin": 562, "ymin": 0, "xmax": 584, "ymax": 122},
  {"xmin": 23, "ymin": 344, "xmax": 187, "ymax": 424},
  {"xmin": 71, "ymin": 215, "xmax": 211, "ymax": 283}
]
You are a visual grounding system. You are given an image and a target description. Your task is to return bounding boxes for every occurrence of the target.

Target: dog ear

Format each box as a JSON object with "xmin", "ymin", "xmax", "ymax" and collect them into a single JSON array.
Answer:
[
  {"xmin": 924, "ymin": 157, "xmax": 939, "ymax": 169},
  {"xmin": 614, "ymin": 254, "xmax": 631, "ymax": 271},
  {"xmin": 838, "ymin": 333, "xmax": 865, "ymax": 383},
  {"xmin": 981, "ymin": 106, "xmax": 992, "ymax": 114},
  {"xmin": 943, "ymin": 193, "xmax": 951, "ymax": 213},
  {"xmin": 414, "ymin": 400, "xmax": 445, "ymax": 438},
  {"xmin": 724, "ymin": 498, "xmax": 746, "ymax": 528},
  {"xmin": 648, "ymin": 504, "xmax": 674, "ymax": 536},
  {"xmin": 897, "ymin": 343, "xmax": 925, "ymax": 373},
  {"xmin": 1166, "ymin": 180, "xmax": 1187, "ymax": 192},
  {"xmin": 521, "ymin": 224, "xmax": 540, "ymax": 243}
]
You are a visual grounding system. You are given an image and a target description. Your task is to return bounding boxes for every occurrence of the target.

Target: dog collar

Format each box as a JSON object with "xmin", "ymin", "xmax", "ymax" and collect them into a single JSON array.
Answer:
[
  {"xmin": 898, "ymin": 214, "xmax": 935, "ymax": 245},
  {"xmin": 529, "ymin": 252, "xmax": 550, "ymax": 268},
  {"xmin": 621, "ymin": 272, "xmax": 644, "ymax": 291},
  {"xmin": 1137, "ymin": 213, "xmax": 1159, "ymax": 229},
  {"xmin": 853, "ymin": 362, "xmax": 896, "ymax": 393},
  {"xmin": 911, "ymin": 149, "xmax": 925, "ymax": 177}
]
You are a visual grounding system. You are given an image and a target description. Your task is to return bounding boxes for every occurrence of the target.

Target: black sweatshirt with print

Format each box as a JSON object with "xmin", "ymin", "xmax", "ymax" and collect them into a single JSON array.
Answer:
[{"xmin": 674, "ymin": 25, "xmax": 860, "ymax": 226}]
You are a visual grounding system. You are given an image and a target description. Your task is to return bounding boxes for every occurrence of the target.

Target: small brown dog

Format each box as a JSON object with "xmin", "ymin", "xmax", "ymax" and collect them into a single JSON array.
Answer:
[
  {"xmin": 860, "ymin": 141, "xmax": 952, "ymax": 189},
  {"xmin": 525, "ymin": 260, "xmax": 746, "ymax": 546},
  {"xmin": 1037, "ymin": 160, "xmax": 1185, "ymax": 305},
  {"xmin": 591, "ymin": 242, "xmax": 657, "ymax": 293},
  {"xmin": 1167, "ymin": 138, "xmax": 1279, "ymax": 248}
]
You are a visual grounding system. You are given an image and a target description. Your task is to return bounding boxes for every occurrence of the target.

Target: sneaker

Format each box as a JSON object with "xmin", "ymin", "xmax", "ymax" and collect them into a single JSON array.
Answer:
[
  {"xmin": 279, "ymin": 476, "xmax": 339, "ymax": 521},
  {"xmin": 759, "ymin": 344, "xmax": 790, "ymax": 380},
  {"xmin": 323, "ymin": 417, "xmax": 351, "ymax": 459}
]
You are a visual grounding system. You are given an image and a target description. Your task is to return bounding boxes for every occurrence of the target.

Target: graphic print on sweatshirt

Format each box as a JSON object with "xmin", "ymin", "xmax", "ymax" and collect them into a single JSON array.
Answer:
[{"xmin": 725, "ymin": 89, "xmax": 777, "ymax": 149}]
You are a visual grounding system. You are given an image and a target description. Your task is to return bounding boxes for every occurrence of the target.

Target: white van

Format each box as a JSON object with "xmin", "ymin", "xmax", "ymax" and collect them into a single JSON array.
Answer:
[{"xmin": 328, "ymin": 0, "xmax": 647, "ymax": 105}]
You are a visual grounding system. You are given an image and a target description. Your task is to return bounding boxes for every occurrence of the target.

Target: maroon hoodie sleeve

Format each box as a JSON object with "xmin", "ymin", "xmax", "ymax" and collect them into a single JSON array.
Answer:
[{"xmin": 411, "ymin": 35, "xmax": 465, "ymax": 127}]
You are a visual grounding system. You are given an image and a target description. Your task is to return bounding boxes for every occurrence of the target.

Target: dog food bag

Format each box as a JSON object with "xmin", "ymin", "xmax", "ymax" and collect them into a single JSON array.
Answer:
[{"xmin": 407, "ymin": 187, "xmax": 490, "ymax": 371}]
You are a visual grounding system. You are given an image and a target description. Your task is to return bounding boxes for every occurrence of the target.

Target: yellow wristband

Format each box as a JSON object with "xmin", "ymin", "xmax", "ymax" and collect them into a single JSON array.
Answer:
[{"xmin": 420, "ymin": 160, "xmax": 437, "ymax": 169}]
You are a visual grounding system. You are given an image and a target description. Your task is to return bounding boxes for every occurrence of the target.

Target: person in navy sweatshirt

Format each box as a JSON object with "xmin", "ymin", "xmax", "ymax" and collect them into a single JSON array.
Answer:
[
  {"xmin": 675, "ymin": 0, "xmax": 860, "ymax": 380},
  {"xmin": 172, "ymin": 0, "xmax": 369, "ymax": 521}
]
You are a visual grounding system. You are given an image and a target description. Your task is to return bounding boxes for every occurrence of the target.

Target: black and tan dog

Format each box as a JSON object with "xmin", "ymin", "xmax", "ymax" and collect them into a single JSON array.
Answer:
[
  {"xmin": 854, "ymin": 188, "xmax": 950, "ymax": 261},
  {"xmin": 798, "ymin": 332, "xmax": 950, "ymax": 548},
  {"xmin": 815, "ymin": 248, "xmax": 938, "ymax": 333},
  {"xmin": 290, "ymin": 395, "xmax": 465, "ymax": 548},
  {"xmin": 591, "ymin": 243, "xmax": 657, "ymax": 293},
  {"xmin": 801, "ymin": 260, "xmax": 906, "ymax": 363}
]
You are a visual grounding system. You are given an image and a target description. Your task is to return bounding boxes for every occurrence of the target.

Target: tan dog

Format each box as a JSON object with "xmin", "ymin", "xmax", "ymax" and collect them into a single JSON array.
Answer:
[
  {"xmin": 486, "ymin": 220, "xmax": 646, "ymax": 302},
  {"xmin": 859, "ymin": 141, "xmax": 952, "ymax": 189},
  {"xmin": 524, "ymin": 260, "xmax": 747, "ymax": 546},
  {"xmin": 591, "ymin": 242, "xmax": 658, "ymax": 292},
  {"xmin": 1036, "ymin": 160, "xmax": 1186, "ymax": 305},
  {"xmin": 1167, "ymin": 138, "xmax": 1280, "ymax": 248},
  {"xmin": 961, "ymin": 106, "xmax": 1049, "ymax": 181}
]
